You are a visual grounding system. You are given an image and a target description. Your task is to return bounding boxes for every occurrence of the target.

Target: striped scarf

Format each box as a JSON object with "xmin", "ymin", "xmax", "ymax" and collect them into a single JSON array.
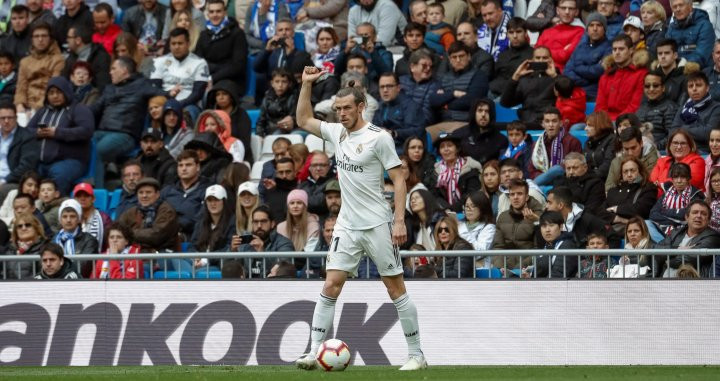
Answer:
[
  {"xmin": 531, "ymin": 128, "xmax": 565, "ymax": 173},
  {"xmin": 82, "ymin": 210, "xmax": 104, "ymax": 250},
  {"xmin": 437, "ymin": 157, "xmax": 465, "ymax": 205},
  {"xmin": 54, "ymin": 227, "xmax": 80, "ymax": 256},
  {"xmin": 661, "ymin": 185, "xmax": 691, "ymax": 235}
]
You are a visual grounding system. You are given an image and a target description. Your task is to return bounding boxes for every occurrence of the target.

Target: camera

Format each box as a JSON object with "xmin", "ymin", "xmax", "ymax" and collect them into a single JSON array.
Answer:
[
  {"xmin": 353, "ymin": 36, "xmax": 370, "ymax": 45},
  {"xmin": 272, "ymin": 38, "xmax": 287, "ymax": 48},
  {"xmin": 529, "ymin": 62, "xmax": 548, "ymax": 72},
  {"xmin": 240, "ymin": 233, "xmax": 254, "ymax": 244}
]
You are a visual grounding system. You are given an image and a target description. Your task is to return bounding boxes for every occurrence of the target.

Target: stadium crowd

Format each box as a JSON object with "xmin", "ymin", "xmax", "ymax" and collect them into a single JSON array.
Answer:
[{"xmin": 1, "ymin": 0, "xmax": 720, "ymax": 280}]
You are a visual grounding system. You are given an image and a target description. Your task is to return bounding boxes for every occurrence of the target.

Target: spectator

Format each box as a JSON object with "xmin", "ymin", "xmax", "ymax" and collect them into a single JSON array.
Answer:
[
  {"xmin": 653, "ymin": 38, "xmax": 697, "ymax": 104},
  {"xmin": 348, "ymin": 0, "xmax": 407, "ymax": 48},
  {"xmin": 91, "ymin": 57, "xmax": 165, "ymax": 188},
  {"xmin": 595, "ymin": 35, "xmax": 649, "ymax": 120},
  {"xmin": 373, "ymin": 72, "xmax": 425, "ymax": 151},
  {"xmin": 298, "ymin": 151, "xmax": 334, "ymax": 218},
  {"xmin": 583, "ymin": 110, "xmax": 616, "ymax": 180},
  {"xmin": 166, "ymin": 8, "xmax": 200, "ymax": 52},
  {"xmin": 69, "ymin": 62, "xmax": 101, "ymax": 105},
  {"xmin": 117, "ymin": 177, "xmax": 180, "ymax": 253},
  {"xmin": 395, "ymin": 23, "xmax": 434, "ymax": 78},
  {"xmin": 137, "ymin": 128, "xmax": 177, "ymax": 187},
  {"xmin": 552, "ymin": 152, "xmax": 606, "ymax": 217},
  {"xmin": 311, "ymin": 27, "xmax": 341, "ymax": 74},
  {"xmin": 454, "ymin": 21, "xmax": 493, "ymax": 77},
  {"xmin": 641, "ymin": 0, "xmax": 668, "ymax": 58},
  {"xmin": 430, "ymin": 42, "xmax": 489, "ymax": 122},
  {"xmin": 481, "ymin": 160, "xmax": 500, "ymax": 215},
  {"xmin": 26, "ymin": 0, "xmax": 56, "ymax": 29},
  {"xmin": 194, "ymin": 110, "xmax": 244, "ymax": 163},
  {"xmin": 545, "ymin": 186, "xmax": 617, "ymax": 248},
  {"xmin": 91, "ymin": 222, "xmax": 143, "ymax": 279},
  {"xmin": 194, "ymin": 0, "xmax": 246, "ymax": 90},
  {"xmin": 0, "ymin": 52, "xmax": 16, "ymax": 104},
  {"xmin": 121, "ymin": 0, "xmax": 167, "ymax": 54},
  {"xmin": 648, "ymin": 162, "xmax": 704, "ymax": 241},
  {"xmin": 423, "ymin": 2, "xmax": 454, "ymax": 54},
  {"xmin": 623, "ymin": 15, "xmax": 646, "ymax": 50},
  {"xmin": 488, "ymin": 17, "xmax": 533, "ymax": 97},
  {"xmin": 260, "ymin": 156, "xmax": 297, "ymax": 222},
  {"xmin": 3, "ymin": 213, "xmax": 47, "ymax": 279},
  {"xmin": 477, "ymin": 0, "xmax": 510, "ymax": 61},
  {"xmin": 399, "ymin": 49, "xmax": 441, "ymax": 124},
  {"xmin": 535, "ymin": 0, "xmax": 584, "ymax": 72},
  {"xmin": 54, "ymin": 0, "xmax": 93, "ymax": 49},
  {"xmin": 704, "ymin": 40, "xmax": 720, "ymax": 102},
  {"xmin": 147, "ymin": 94, "xmax": 168, "ymax": 128},
  {"xmin": 160, "ymin": 98, "xmax": 194, "ymax": 160},
  {"xmin": 579, "ymin": 232, "xmax": 610, "ymax": 279},
  {"xmin": 432, "ymin": 132, "xmax": 483, "ymax": 212},
  {"xmin": 636, "ymin": 72, "xmax": 679, "ymax": 150},
  {"xmin": 161, "ymin": 0, "xmax": 204, "ymax": 40},
  {"xmin": 501, "ymin": 46, "xmax": 558, "ymax": 127},
  {"xmin": 37, "ymin": 179, "xmax": 65, "ymax": 233},
  {"xmin": 91, "ymin": 2, "xmax": 121, "ymax": 55},
  {"xmin": 237, "ymin": 204, "xmax": 295, "ymax": 277},
  {"xmin": 188, "ymin": 185, "xmax": 235, "ymax": 271},
  {"xmin": 323, "ymin": 180, "xmax": 342, "ymax": 217},
  {"xmin": 458, "ymin": 191, "xmax": 495, "ymax": 269},
  {"xmin": 530, "ymin": 210, "xmax": 578, "ymax": 278},
  {"xmin": 665, "ymin": 0, "xmax": 714, "ymax": 68},
  {"xmin": 53, "ymin": 198, "xmax": 99, "ymax": 276},
  {"xmin": 334, "ymin": 22, "xmax": 393, "ymax": 82},
  {"xmin": 408, "ymin": 188, "xmax": 444, "ymax": 250},
  {"xmin": 12, "ymin": 191, "xmax": 52, "ymax": 237},
  {"xmin": 461, "ymin": 0, "xmax": 483, "ymax": 28},
  {"xmin": 219, "ymin": 162, "xmax": 250, "ymax": 207},
  {"xmin": 113, "ymin": 32, "xmax": 154, "ymax": 77},
  {"xmin": 235, "ymin": 181, "xmax": 260, "ymax": 234},
  {"xmin": 289, "ymin": 56, "xmax": 339, "ymax": 108},
  {"xmin": 115, "ymin": 160, "xmax": 142, "ymax": 218},
  {"xmin": 341, "ymin": 52, "xmax": 380, "ymax": 100},
  {"xmin": 2, "ymin": 5, "xmax": 31, "ymax": 60},
  {"xmin": 497, "ymin": 157, "xmax": 546, "ymax": 214},
  {"xmin": 498, "ymin": 121, "xmax": 532, "ymax": 179},
  {"xmin": 258, "ymin": 137, "xmax": 291, "ymax": 194},
  {"xmin": 34, "ymin": 242, "xmax": 80, "ymax": 279},
  {"xmin": 706, "ymin": 129, "xmax": 720, "ymax": 194},
  {"xmin": 26, "ymin": 76, "xmax": 94, "ymax": 196},
  {"xmin": 670, "ymin": 71, "xmax": 720, "ymax": 153},
  {"xmin": 276, "ymin": 189, "xmax": 320, "ymax": 255},
  {"xmin": 252, "ymin": 17, "xmax": 306, "ymax": 104},
  {"xmin": 605, "ymin": 126, "xmax": 660, "ymax": 191},
  {"xmin": 625, "ymin": 215, "xmax": 653, "ymax": 251},
  {"xmin": 206, "ymin": 80, "xmax": 253, "ymax": 162},
  {"xmin": 184, "ymin": 132, "xmax": 233, "ymax": 183},
  {"xmin": 564, "ymin": 12, "xmax": 612, "ymax": 101},
  {"xmin": 592, "ymin": 0, "xmax": 624, "ymax": 42},
  {"xmin": 294, "ymin": 0, "xmax": 349, "ymax": 41},
  {"xmin": 433, "ymin": 215, "xmax": 474, "ymax": 278},
  {"xmin": 601, "ymin": 156, "xmax": 658, "ymax": 228},
  {"xmin": 150, "ymin": 28, "xmax": 209, "ymax": 112},
  {"xmin": 73, "ymin": 183, "xmax": 111, "ymax": 250},
  {"xmin": 554, "ymin": 75, "xmax": 586, "ymax": 128},
  {"xmin": 707, "ymin": 167, "xmax": 720, "ymax": 232},
  {"xmin": 160, "ymin": 149, "xmax": 210, "ymax": 238},
  {"xmin": 63, "ymin": 24, "xmax": 111, "ymax": 91},
  {"xmin": 528, "ymin": 107, "xmax": 582, "ymax": 185},
  {"xmin": 256, "ymin": 69, "xmax": 298, "ymax": 137},
  {"xmin": 655, "ymin": 199, "xmax": 720, "ymax": 277},
  {"xmin": 403, "ymin": 136, "xmax": 437, "ymax": 190},
  {"xmin": 244, "ymin": 0, "xmax": 291, "ymax": 52},
  {"xmin": 14, "ymin": 22, "xmax": 65, "ymax": 115},
  {"xmin": 0, "ymin": 103, "xmax": 39, "ymax": 191},
  {"xmin": 0, "ymin": 172, "xmax": 40, "ymax": 225}
]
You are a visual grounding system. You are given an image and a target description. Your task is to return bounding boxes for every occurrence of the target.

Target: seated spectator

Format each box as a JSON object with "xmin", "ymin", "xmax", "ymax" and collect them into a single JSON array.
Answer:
[
  {"xmin": 528, "ymin": 107, "xmax": 582, "ymax": 185},
  {"xmin": 433, "ymin": 215, "xmax": 473, "ymax": 278},
  {"xmin": 665, "ymin": 0, "xmax": 714, "ymax": 68},
  {"xmin": 289, "ymin": 144, "xmax": 310, "ymax": 181},
  {"xmin": 476, "ymin": 0, "xmax": 510, "ymax": 60},
  {"xmin": 432, "ymin": 132, "xmax": 482, "ymax": 212},
  {"xmin": 546, "ymin": 186, "xmax": 618, "ymax": 247},
  {"xmin": 276, "ymin": 189, "xmax": 319, "ymax": 258},
  {"xmin": 118, "ymin": 177, "xmax": 180, "ymax": 254},
  {"xmin": 27, "ymin": 76, "xmax": 94, "ymax": 195},
  {"xmin": 636, "ymin": 72, "xmax": 679, "ymax": 150},
  {"xmin": 121, "ymin": 0, "xmax": 167, "ymax": 54},
  {"xmin": 12, "ymin": 191, "xmax": 52, "ymax": 237},
  {"xmin": 498, "ymin": 122, "xmax": 532, "ymax": 179},
  {"xmin": 395, "ymin": 23, "xmax": 432, "ymax": 78},
  {"xmin": 606, "ymin": 126, "xmax": 660, "ymax": 191},
  {"xmin": 535, "ymin": 0, "xmax": 584, "ymax": 72},
  {"xmin": 372, "ymin": 72, "xmax": 425, "ymax": 151},
  {"xmin": 0, "ymin": 171, "xmax": 41, "ymax": 226},
  {"xmin": 454, "ymin": 21, "xmax": 493, "ymax": 77},
  {"xmin": 706, "ymin": 129, "xmax": 720, "ymax": 193},
  {"xmin": 0, "ymin": 103, "xmax": 39, "ymax": 191},
  {"xmin": 623, "ymin": 15, "xmax": 646, "ymax": 50},
  {"xmin": 92, "ymin": 222, "xmax": 143, "ymax": 279},
  {"xmin": 348, "ymin": 0, "xmax": 406, "ymax": 48},
  {"xmin": 311, "ymin": 27, "xmax": 341, "ymax": 74},
  {"xmin": 408, "ymin": 189, "xmax": 444, "ymax": 250},
  {"xmin": 616, "ymin": 112, "xmax": 654, "ymax": 145},
  {"xmin": 424, "ymin": 2, "xmax": 454, "ymax": 54},
  {"xmin": 530, "ymin": 210, "xmax": 578, "ymax": 279},
  {"xmin": 295, "ymin": 0, "xmax": 349, "ymax": 41},
  {"xmin": 304, "ymin": 214, "xmax": 336, "ymax": 277},
  {"xmin": 72, "ymin": 183, "xmax": 110, "ymax": 250},
  {"xmin": 91, "ymin": 3, "xmax": 122, "ymax": 55},
  {"xmin": 554, "ymin": 76, "xmax": 586, "ymax": 128},
  {"xmin": 492, "ymin": 178, "xmax": 543, "ymax": 263},
  {"xmin": 655, "ymin": 200, "xmax": 720, "ymax": 277},
  {"xmin": 219, "ymin": 162, "xmax": 249, "ymax": 207},
  {"xmin": 206, "ymin": 80, "xmax": 253, "ymax": 162},
  {"xmin": 112, "ymin": 32, "xmax": 153, "ymax": 77},
  {"xmin": 0, "ymin": 52, "xmax": 18, "ymax": 103},
  {"xmin": 323, "ymin": 180, "xmax": 342, "ymax": 217},
  {"xmin": 53, "ymin": 0, "xmax": 93, "ymax": 49},
  {"xmin": 398, "ymin": 155, "xmax": 426, "ymax": 212},
  {"xmin": 259, "ymin": 156, "xmax": 297, "ymax": 222},
  {"xmin": 481, "ymin": 160, "xmax": 500, "ymax": 215},
  {"xmin": 399, "ymin": 49, "xmax": 440, "ymax": 124},
  {"xmin": 579, "ymin": 232, "xmax": 610, "ymax": 279},
  {"xmin": 489, "ymin": 17, "xmax": 533, "ymax": 97},
  {"xmin": 1, "ymin": 5, "xmax": 31, "ymax": 61},
  {"xmin": 237, "ymin": 204, "xmax": 294, "ymax": 277},
  {"xmin": 588, "ymin": 0, "xmax": 624, "ymax": 42},
  {"xmin": 648, "ymin": 162, "xmax": 705, "ymax": 241},
  {"xmin": 552, "ymin": 152, "xmax": 606, "ymax": 216},
  {"xmin": 703, "ymin": 40, "xmax": 720, "ymax": 101},
  {"xmin": 565, "ymin": 12, "xmax": 612, "ymax": 101},
  {"xmin": 340, "ymin": 52, "xmax": 380, "ymax": 100},
  {"xmin": 650, "ymin": 129, "xmax": 706, "ymax": 192},
  {"xmin": 69, "ymin": 62, "xmax": 101, "ymax": 105},
  {"xmin": 403, "ymin": 136, "xmax": 437, "ymax": 190},
  {"xmin": 671, "ymin": 71, "xmax": 720, "ymax": 153},
  {"xmin": 37, "ymin": 179, "xmax": 65, "ymax": 233},
  {"xmin": 602, "ymin": 156, "xmax": 658, "ymax": 227},
  {"xmin": 595, "ymin": 35, "xmax": 649, "ymax": 120},
  {"xmin": 160, "ymin": 149, "xmax": 210, "ymax": 238},
  {"xmin": 653, "ymin": 38, "xmax": 697, "ymax": 104},
  {"xmin": 160, "ymin": 99, "xmax": 194, "ymax": 160},
  {"xmin": 188, "ymin": 185, "xmax": 234, "ymax": 271},
  {"xmin": 501, "ymin": 46, "xmax": 557, "ymax": 127},
  {"xmin": 458, "ymin": 191, "xmax": 495, "ymax": 268},
  {"xmin": 583, "ymin": 110, "xmax": 616, "ymax": 180},
  {"xmin": 334, "ymin": 22, "xmax": 393, "ymax": 82},
  {"xmin": 244, "ymin": 0, "xmax": 290, "ymax": 51},
  {"xmin": 53, "ymin": 199, "xmax": 99, "ymax": 277},
  {"xmin": 497, "ymin": 158, "xmax": 546, "ymax": 214},
  {"xmin": 15, "ymin": 22, "xmax": 65, "ymax": 116},
  {"xmin": 253, "ymin": 17, "xmax": 307, "ymax": 104},
  {"xmin": 115, "ymin": 160, "xmax": 142, "ymax": 219},
  {"xmin": 166, "ymin": 8, "xmax": 200, "ymax": 52},
  {"xmin": 184, "ymin": 132, "xmax": 233, "ymax": 183},
  {"xmin": 195, "ymin": 110, "xmax": 244, "ymax": 163},
  {"xmin": 137, "ymin": 128, "xmax": 177, "ymax": 187},
  {"xmin": 625, "ymin": 216, "xmax": 653, "ymax": 254},
  {"xmin": 430, "ymin": 42, "xmax": 489, "ymax": 122},
  {"xmin": 298, "ymin": 151, "xmax": 334, "ymax": 218},
  {"xmin": 640, "ymin": 0, "xmax": 667, "ymax": 58},
  {"xmin": 256, "ymin": 69, "xmax": 298, "ymax": 137},
  {"xmin": 3, "ymin": 213, "xmax": 47, "ymax": 279},
  {"xmin": 34, "ymin": 242, "xmax": 80, "ymax": 279},
  {"xmin": 235, "ymin": 181, "xmax": 260, "ymax": 236},
  {"xmin": 315, "ymin": 71, "xmax": 379, "ymax": 123},
  {"xmin": 161, "ymin": 0, "xmax": 204, "ymax": 41},
  {"xmin": 258, "ymin": 137, "xmax": 291, "ymax": 194},
  {"xmin": 63, "ymin": 24, "xmax": 111, "ymax": 91},
  {"xmin": 707, "ymin": 167, "xmax": 720, "ymax": 233}
]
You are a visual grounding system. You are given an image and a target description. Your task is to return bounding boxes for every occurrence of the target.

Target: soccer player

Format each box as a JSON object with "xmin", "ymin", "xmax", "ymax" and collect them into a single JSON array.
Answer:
[{"xmin": 294, "ymin": 66, "xmax": 426, "ymax": 371}]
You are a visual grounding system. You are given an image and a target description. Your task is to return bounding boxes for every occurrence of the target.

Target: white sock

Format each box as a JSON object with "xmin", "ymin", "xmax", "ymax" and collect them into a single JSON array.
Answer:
[
  {"xmin": 393, "ymin": 293, "xmax": 423, "ymax": 357},
  {"xmin": 309, "ymin": 293, "xmax": 336, "ymax": 354}
]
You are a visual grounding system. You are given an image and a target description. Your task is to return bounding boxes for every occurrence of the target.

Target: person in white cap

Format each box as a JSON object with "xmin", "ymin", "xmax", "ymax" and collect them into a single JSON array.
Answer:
[
  {"xmin": 53, "ymin": 198, "xmax": 99, "ymax": 277},
  {"xmin": 622, "ymin": 15, "xmax": 646, "ymax": 50},
  {"xmin": 234, "ymin": 181, "xmax": 260, "ymax": 239},
  {"xmin": 188, "ymin": 184, "xmax": 235, "ymax": 271}
]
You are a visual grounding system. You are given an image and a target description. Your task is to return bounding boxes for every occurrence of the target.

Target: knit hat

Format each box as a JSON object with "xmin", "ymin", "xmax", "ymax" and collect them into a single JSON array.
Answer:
[
  {"xmin": 58, "ymin": 199, "xmax": 82, "ymax": 220},
  {"xmin": 586, "ymin": 12, "xmax": 607, "ymax": 31},
  {"xmin": 286, "ymin": 189, "xmax": 308, "ymax": 206}
]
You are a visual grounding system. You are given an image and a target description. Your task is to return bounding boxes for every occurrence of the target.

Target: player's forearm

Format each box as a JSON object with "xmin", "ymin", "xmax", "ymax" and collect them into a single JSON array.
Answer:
[
  {"xmin": 296, "ymin": 82, "xmax": 314, "ymax": 130},
  {"xmin": 392, "ymin": 174, "xmax": 406, "ymax": 222}
]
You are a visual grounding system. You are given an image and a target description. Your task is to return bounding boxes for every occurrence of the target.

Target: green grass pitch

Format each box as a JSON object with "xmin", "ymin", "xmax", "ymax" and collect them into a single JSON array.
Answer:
[{"xmin": 1, "ymin": 366, "xmax": 719, "ymax": 381}]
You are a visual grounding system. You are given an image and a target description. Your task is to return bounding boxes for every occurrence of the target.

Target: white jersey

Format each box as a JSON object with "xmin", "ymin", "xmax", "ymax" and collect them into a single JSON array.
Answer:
[
  {"xmin": 150, "ymin": 52, "xmax": 210, "ymax": 101},
  {"xmin": 320, "ymin": 121, "xmax": 401, "ymax": 230}
]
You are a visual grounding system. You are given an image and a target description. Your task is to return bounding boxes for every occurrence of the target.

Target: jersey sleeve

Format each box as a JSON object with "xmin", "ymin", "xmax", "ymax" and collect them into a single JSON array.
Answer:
[
  {"xmin": 149, "ymin": 57, "xmax": 164, "ymax": 80},
  {"xmin": 194, "ymin": 59, "xmax": 211, "ymax": 82},
  {"xmin": 375, "ymin": 130, "xmax": 402, "ymax": 170},
  {"xmin": 320, "ymin": 121, "xmax": 341, "ymax": 145}
]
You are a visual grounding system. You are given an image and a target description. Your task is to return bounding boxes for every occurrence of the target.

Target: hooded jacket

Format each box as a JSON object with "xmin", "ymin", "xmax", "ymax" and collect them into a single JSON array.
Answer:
[
  {"xmin": 54, "ymin": 3, "xmax": 93, "ymax": 47},
  {"xmin": 195, "ymin": 17, "xmax": 249, "ymax": 93},
  {"xmin": 14, "ymin": 41, "xmax": 65, "ymax": 110},
  {"xmin": 636, "ymin": 94, "xmax": 679, "ymax": 150},
  {"xmin": 26, "ymin": 76, "xmax": 95, "ymax": 164},
  {"xmin": 206, "ymin": 80, "xmax": 253, "ymax": 162},
  {"xmin": 161, "ymin": 99, "xmax": 195, "ymax": 160},
  {"xmin": 564, "ymin": 35, "xmax": 612, "ymax": 100},
  {"xmin": 455, "ymin": 99, "xmax": 508, "ymax": 164},
  {"xmin": 137, "ymin": 147, "xmax": 177, "ymax": 188},
  {"xmin": 596, "ymin": 49, "xmax": 650, "ymax": 120},
  {"xmin": 556, "ymin": 86, "xmax": 587, "ymax": 127},
  {"xmin": 665, "ymin": 8, "xmax": 715, "ymax": 68},
  {"xmin": 195, "ymin": 110, "xmax": 244, "ymax": 163},
  {"xmin": 184, "ymin": 132, "xmax": 233, "ymax": 184},
  {"xmin": 584, "ymin": 130, "xmax": 616, "ymax": 181}
]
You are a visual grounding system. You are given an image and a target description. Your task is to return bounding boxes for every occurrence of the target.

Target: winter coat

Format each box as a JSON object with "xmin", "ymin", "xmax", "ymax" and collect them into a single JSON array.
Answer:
[
  {"xmin": 430, "ymin": 66, "xmax": 489, "ymax": 121},
  {"xmin": 437, "ymin": 238, "xmax": 475, "ymax": 278},
  {"xmin": 704, "ymin": 66, "xmax": 720, "ymax": 102},
  {"xmin": 650, "ymin": 153, "xmax": 707, "ymax": 194},
  {"xmin": 188, "ymin": 216, "xmax": 236, "ymax": 262},
  {"xmin": 651, "ymin": 59, "xmax": 698, "ymax": 104},
  {"xmin": 552, "ymin": 172, "xmax": 607, "ymax": 217},
  {"xmin": 670, "ymin": 98, "xmax": 720, "ymax": 153},
  {"xmin": 655, "ymin": 225, "xmax": 720, "ymax": 277},
  {"xmin": 492, "ymin": 196, "xmax": 544, "ymax": 259},
  {"xmin": 601, "ymin": 180, "xmax": 658, "ymax": 222},
  {"xmin": 61, "ymin": 43, "xmax": 112, "ymax": 91},
  {"xmin": 238, "ymin": 230, "xmax": 296, "ymax": 277},
  {"xmin": 90, "ymin": 73, "xmax": 165, "ymax": 141},
  {"xmin": 195, "ymin": 17, "xmax": 249, "ymax": 93},
  {"xmin": 14, "ymin": 42, "xmax": 65, "ymax": 110},
  {"xmin": 534, "ymin": 233, "xmax": 578, "ymax": 278},
  {"xmin": 114, "ymin": 189, "xmax": 137, "ymax": 220},
  {"xmin": 605, "ymin": 143, "xmax": 659, "ymax": 191},
  {"xmin": 564, "ymin": 36, "xmax": 612, "ymax": 100},
  {"xmin": 556, "ymin": 87, "xmax": 587, "ymax": 127},
  {"xmin": 0, "ymin": 28, "xmax": 30, "ymax": 61},
  {"xmin": 4, "ymin": 126, "xmax": 39, "ymax": 184},
  {"xmin": 117, "ymin": 201, "xmax": 180, "ymax": 252},
  {"xmin": 121, "ymin": 3, "xmax": 167, "ymax": 47},
  {"xmin": 53, "ymin": 230, "xmax": 99, "ymax": 256},
  {"xmin": 137, "ymin": 148, "xmax": 177, "ymax": 187},
  {"xmin": 298, "ymin": 175, "xmax": 333, "ymax": 217},
  {"xmin": 489, "ymin": 43, "xmax": 533, "ymax": 96},
  {"xmin": 584, "ymin": 131, "xmax": 616, "ymax": 181},
  {"xmin": 432, "ymin": 156, "xmax": 483, "ymax": 212},
  {"xmin": 206, "ymin": 80, "xmax": 253, "ymax": 162},
  {"xmin": 500, "ymin": 70, "xmax": 556, "ymax": 126},
  {"xmin": 34, "ymin": 257, "xmax": 80, "ymax": 279},
  {"xmin": 26, "ymin": 76, "xmax": 95, "ymax": 164},
  {"xmin": 195, "ymin": 110, "xmax": 245, "ymax": 163},
  {"xmin": 372, "ymin": 94, "xmax": 426, "ymax": 150},
  {"xmin": 399, "ymin": 75, "xmax": 441, "ymax": 125},
  {"xmin": 455, "ymin": 100, "xmax": 507, "ymax": 164},
  {"xmin": 184, "ymin": 133, "xmax": 233, "ymax": 184},
  {"xmin": 665, "ymin": 8, "xmax": 715, "ymax": 68},
  {"xmin": 535, "ymin": 23, "xmax": 585, "ymax": 72},
  {"xmin": 525, "ymin": 0, "xmax": 555, "ymax": 32},
  {"xmin": 54, "ymin": 4, "xmax": 93, "ymax": 48},
  {"xmin": 636, "ymin": 94, "xmax": 679, "ymax": 150},
  {"xmin": 160, "ymin": 177, "xmax": 212, "ymax": 237},
  {"xmin": 3, "ymin": 239, "xmax": 47, "ymax": 279},
  {"xmin": 0, "ymin": 73, "xmax": 17, "ymax": 104},
  {"xmin": 255, "ymin": 89, "xmax": 298, "ymax": 137},
  {"xmin": 527, "ymin": 133, "xmax": 582, "ymax": 179},
  {"xmin": 91, "ymin": 244, "xmax": 143, "ymax": 279},
  {"xmin": 649, "ymin": 182, "xmax": 704, "ymax": 227},
  {"xmin": 595, "ymin": 50, "xmax": 650, "ymax": 120},
  {"xmin": 644, "ymin": 21, "xmax": 666, "ymax": 60}
]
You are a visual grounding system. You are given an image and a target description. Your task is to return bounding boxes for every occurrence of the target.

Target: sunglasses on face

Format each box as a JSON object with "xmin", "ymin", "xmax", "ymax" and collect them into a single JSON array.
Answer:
[{"xmin": 437, "ymin": 227, "xmax": 450, "ymax": 233}]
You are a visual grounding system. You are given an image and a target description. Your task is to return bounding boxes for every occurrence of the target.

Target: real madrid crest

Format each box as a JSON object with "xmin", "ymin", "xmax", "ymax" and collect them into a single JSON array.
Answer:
[
  {"xmin": 339, "ymin": 130, "xmax": 347, "ymax": 143},
  {"xmin": 356, "ymin": 144, "xmax": 363, "ymax": 154}
]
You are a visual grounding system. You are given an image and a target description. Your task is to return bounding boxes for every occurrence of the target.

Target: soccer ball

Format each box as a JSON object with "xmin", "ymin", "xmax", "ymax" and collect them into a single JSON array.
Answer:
[{"xmin": 316, "ymin": 339, "xmax": 351, "ymax": 371}]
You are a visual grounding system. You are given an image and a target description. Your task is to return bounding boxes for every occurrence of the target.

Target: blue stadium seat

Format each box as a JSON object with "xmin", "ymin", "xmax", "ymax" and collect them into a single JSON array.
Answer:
[
  {"xmin": 586, "ymin": 102, "xmax": 595, "ymax": 115},
  {"xmin": 570, "ymin": 130, "xmax": 588, "ymax": 147},
  {"xmin": 195, "ymin": 270, "xmax": 222, "ymax": 279},
  {"xmin": 248, "ymin": 109, "xmax": 260, "ymax": 133},
  {"xmin": 108, "ymin": 189, "xmax": 122, "ymax": 220},
  {"xmin": 93, "ymin": 189, "xmax": 109, "ymax": 213},
  {"xmin": 181, "ymin": 242, "xmax": 191, "ymax": 252},
  {"xmin": 495, "ymin": 103, "xmax": 519, "ymax": 123},
  {"xmin": 476, "ymin": 268, "xmax": 502, "ymax": 279},
  {"xmin": 80, "ymin": 138, "xmax": 97, "ymax": 184},
  {"xmin": 246, "ymin": 54, "xmax": 257, "ymax": 97},
  {"xmin": 154, "ymin": 271, "xmax": 192, "ymax": 279}
]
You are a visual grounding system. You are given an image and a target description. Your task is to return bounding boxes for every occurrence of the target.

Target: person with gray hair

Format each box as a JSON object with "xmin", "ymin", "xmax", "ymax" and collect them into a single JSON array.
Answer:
[
  {"xmin": 665, "ymin": 0, "xmax": 715, "ymax": 68},
  {"xmin": 550, "ymin": 151, "xmax": 607, "ymax": 216},
  {"xmin": 314, "ymin": 71, "xmax": 379, "ymax": 122}
]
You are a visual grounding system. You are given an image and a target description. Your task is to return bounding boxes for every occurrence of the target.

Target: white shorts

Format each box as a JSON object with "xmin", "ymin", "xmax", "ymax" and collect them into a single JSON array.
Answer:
[{"xmin": 326, "ymin": 223, "xmax": 403, "ymax": 277}]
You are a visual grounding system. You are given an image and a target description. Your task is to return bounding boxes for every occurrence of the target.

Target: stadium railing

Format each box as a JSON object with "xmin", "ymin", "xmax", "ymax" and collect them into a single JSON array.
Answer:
[{"xmin": 1, "ymin": 249, "xmax": 718, "ymax": 280}]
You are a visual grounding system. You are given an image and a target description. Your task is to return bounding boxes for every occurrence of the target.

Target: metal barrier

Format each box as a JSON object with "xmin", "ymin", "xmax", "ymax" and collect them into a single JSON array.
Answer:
[{"xmin": 1, "ymin": 249, "xmax": 719, "ymax": 280}]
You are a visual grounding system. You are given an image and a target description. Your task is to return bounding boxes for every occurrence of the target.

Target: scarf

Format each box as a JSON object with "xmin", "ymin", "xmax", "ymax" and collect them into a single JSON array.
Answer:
[
  {"xmin": 680, "ymin": 93, "xmax": 712, "ymax": 124},
  {"xmin": 16, "ymin": 240, "xmax": 33, "ymax": 254},
  {"xmin": 661, "ymin": 185, "xmax": 692, "ymax": 235},
  {"xmin": 477, "ymin": 11, "xmax": 510, "ymax": 61},
  {"xmin": 206, "ymin": 16, "xmax": 229, "ymax": 35},
  {"xmin": 250, "ymin": 0, "xmax": 277, "ymax": 41},
  {"xmin": 531, "ymin": 128, "xmax": 565, "ymax": 173},
  {"xmin": 0, "ymin": 71, "xmax": 15, "ymax": 93},
  {"xmin": 55, "ymin": 227, "xmax": 80, "ymax": 256},
  {"xmin": 73, "ymin": 84, "xmax": 92, "ymax": 103},
  {"xmin": 99, "ymin": 246, "xmax": 132, "ymax": 279},
  {"xmin": 500, "ymin": 140, "xmax": 527, "ymax": 161},
  {"xmin": 625, "ymin": 237, "xmax": 650, "ymax": 250},
  {"xmin": 313, "ymin": 46, "xmax": 340, "ymax": 74},
  {"xmin": 436, "ymin": 157, "xmax": 465, "ymax": 205},
  {"xmin": 138, "ymin": 200, "xmax": 162, "ymax": 228},
  {"xmin": 82, "ymin": 209, "xmax": 105, "ymax": 249}
]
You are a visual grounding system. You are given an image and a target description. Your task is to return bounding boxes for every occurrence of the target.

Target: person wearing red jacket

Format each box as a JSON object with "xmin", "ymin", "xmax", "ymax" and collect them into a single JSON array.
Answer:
[
  {"xmin": 92, "ymin": 223, "xmax": 144, "ymax": 280},
  {"xmin": 535, "ymin": 0, "xmax": 585, "ymax": 73},
  {"xmin": 650, "ymin": 129, "xmax": 706, "ymax": 196},
  {"xmin": 91, "ymin": 4, "xmax": 122, "ymax": 56},
  {"xmin": 554, "ymin": 75, "xmax": 587, "ymax": 128},
  {"xmin": 595, "ymin": 34, "xmax": 649, "ymax": 120}
]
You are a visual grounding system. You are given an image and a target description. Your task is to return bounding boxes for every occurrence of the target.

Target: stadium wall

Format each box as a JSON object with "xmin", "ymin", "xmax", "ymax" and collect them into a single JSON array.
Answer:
[{"xmin": 0, "ymin": 280, "xmax": 718, "ymax": 366}]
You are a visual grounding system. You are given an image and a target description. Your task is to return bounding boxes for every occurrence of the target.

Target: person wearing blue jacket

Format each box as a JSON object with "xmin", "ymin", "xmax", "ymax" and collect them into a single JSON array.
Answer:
[
  {"xmin": 372, "ymin": 73, "xmax": 426, "ymax": 151},
  {"xmin": 564, "ymin": 12, "xmax": 612, "ymax": 101},
  {"xmin": 26, "ymin": 76, "xmax": 94, "ymax": 196},
  {"xmin": 665, "ymin": 2, "xmax": 715, "ymax": 68}
]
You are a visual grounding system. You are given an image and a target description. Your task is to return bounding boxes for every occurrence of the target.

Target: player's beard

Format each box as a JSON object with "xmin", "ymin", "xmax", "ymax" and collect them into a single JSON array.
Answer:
[{"xmin": 341, "ymin": 113, "xmax": 359, "ymax": 130}]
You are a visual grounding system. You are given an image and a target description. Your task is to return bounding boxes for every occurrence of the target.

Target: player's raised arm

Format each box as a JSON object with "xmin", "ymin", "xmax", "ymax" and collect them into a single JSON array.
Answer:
[{"xmin": 296, "ymin": 66, "xmax": 326, "ymax": 137}]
